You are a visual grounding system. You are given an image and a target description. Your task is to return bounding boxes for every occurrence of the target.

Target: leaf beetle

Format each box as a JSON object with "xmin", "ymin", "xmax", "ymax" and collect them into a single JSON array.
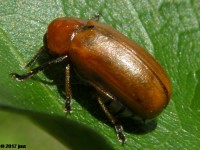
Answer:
[{"xmin": 10, "ymin": 15, "xmax": 171, "ymax": 144}]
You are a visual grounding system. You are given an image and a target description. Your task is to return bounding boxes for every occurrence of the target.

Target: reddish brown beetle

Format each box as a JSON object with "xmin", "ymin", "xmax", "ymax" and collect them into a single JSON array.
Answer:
[{"xmin": 11, "ymin": 15, "xmax": 171, "ymax": 144}]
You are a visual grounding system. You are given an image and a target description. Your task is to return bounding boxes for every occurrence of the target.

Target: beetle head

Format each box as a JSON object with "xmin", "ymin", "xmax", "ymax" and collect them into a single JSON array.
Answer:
[{"xmin": 45, "ymin": 18, "xmax": 87, "ymax": 56}]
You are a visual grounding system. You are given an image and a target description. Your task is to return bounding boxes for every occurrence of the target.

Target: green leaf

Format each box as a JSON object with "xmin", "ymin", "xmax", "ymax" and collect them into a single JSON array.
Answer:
[
  {"xmin": 0, "ymin": 105, "xmax": 113, "ymax": 150},
  {"xmin": 0, "ymin": 1, "xmax": 200, "ymax": 150},
  {"xmin": 0, "ymin": 109, "xmax": 68, "ymax": 150}
]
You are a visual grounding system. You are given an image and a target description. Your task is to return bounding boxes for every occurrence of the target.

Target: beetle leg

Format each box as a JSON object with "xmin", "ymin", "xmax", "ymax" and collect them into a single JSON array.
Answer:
[
  {"xmin": 65, "ymin": 64, "xmax": 72, "ymax": 113},
  {"xmin": 90, "ymin": 83, "xmax": 116, "ymax": 101},
  {"xmin": 10, "ymin": 55, "xmax": 68, "ymax": 81},
  {"xmin": 91, "ymin": 14, "xmax": 101, "ymax": 21},
  {"xmin": 97, "ymin": 96, "xmax": 126, "ymax": 144}
]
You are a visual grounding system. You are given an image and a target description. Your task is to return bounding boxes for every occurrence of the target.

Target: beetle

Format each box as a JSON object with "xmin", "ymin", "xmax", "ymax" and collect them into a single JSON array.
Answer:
[{"xmin": 10, "ymin": 15, "xmax": 171, "ymax": 144}]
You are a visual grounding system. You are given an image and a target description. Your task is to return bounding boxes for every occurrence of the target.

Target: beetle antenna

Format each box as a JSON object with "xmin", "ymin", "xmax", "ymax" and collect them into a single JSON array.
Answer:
[
  {"xmin": 25, "ymin": 46, "xmax": 45, "ymax": 68},
  {"xmin": 25, "ymin": 33, "xmax": 48, "ymax": 68}
]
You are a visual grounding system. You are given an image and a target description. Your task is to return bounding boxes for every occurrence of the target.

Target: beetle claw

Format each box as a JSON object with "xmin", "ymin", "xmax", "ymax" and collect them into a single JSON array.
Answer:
[
  {"xmin": 64, "ymin": 109, "xmax": 72, "ymax": 115},
  {"xmin": 10, "ymin": 73, "xmax": 24, "ymax": 81}
]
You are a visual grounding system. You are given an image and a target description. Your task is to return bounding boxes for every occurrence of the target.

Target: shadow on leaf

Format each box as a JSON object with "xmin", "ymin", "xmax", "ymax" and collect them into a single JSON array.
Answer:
[{"xmin": 0, "ymin": 105, "xmax": 113, "ymax": 150}]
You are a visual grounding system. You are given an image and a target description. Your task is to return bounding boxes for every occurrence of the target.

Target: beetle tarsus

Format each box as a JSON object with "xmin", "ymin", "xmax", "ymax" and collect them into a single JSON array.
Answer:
[
  {"xmin": 10, "ymin": 72, "xmax": 30, "ymax": 81},
  {"xmin": 115, "ymin": 124, "xmax": 126, "ymax": 145},
  {"xmin": 65, "ymin": 96, "xmax": 71, "ymax": 113},
  {"xmin": 91, "ymin": 13, "xmax": 101, "ymax": 21}
]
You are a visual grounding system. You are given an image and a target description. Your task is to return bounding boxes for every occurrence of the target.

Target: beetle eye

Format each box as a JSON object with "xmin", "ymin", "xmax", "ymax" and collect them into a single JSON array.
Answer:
[{"xmin": 83, "ymin": 25, "xmax": 95, "ymax": 30}]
